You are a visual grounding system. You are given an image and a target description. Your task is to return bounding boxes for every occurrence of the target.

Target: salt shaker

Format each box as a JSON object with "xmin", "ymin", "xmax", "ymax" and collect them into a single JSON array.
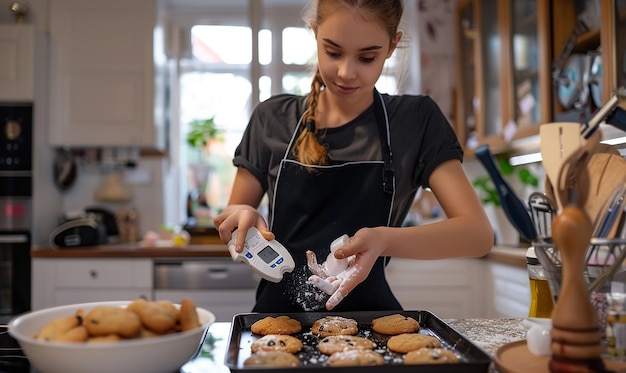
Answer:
[{"xmin": 324, "ymin": 235, "xmax": 349, "ymax": 276}]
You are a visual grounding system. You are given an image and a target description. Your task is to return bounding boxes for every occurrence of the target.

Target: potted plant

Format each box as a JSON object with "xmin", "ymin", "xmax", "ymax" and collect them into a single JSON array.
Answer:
[
  {"xmin": 186, "ymin": 118, "xmax": 222, "ymax": 150},
  {"xmin": 185, "ymin": 118, "xmax": 223, "ymax": 225}
]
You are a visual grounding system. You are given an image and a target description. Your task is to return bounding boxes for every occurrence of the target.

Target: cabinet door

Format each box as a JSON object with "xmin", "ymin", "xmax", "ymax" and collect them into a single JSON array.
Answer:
[
  {"xmin": 455, "ymin": 0, "xmax": 501, "ymax": 151},
  {"xmin": 601, "ymin": 0, "xmax": 626, "ymax": 101},
  {"xmin": 0, "ymin": 25, "xmax": 34, "ymax": 101},
  {"xmin": 454, "ymin": 0, "xmax": 479, "ymax": 149},
  {"xmin": 31, "ymin": 258, "xmax": 153, "ymax": 310},
  {"xmin": 386, "ymin": 258, "xmax": 486, "ymax": 318},
  {"xmin": 487, "ymin": 261, "xmax": 531, "ymax": 318},
  {"xmin": 54, "ymin": 288, "xmax": 152, "ymax": 306},
  {"xmin": 49, "ymin": 0, "xmax": 157, "ymax": 147},
  {"xmin": 500, "ymin": 0, "xmax": 552, "ymax": 139}
]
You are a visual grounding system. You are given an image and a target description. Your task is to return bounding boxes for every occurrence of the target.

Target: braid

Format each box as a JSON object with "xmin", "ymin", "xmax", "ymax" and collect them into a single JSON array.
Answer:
[{"xmin": 293, "ymin": 67, "xmax": 328, "ymax": 166}]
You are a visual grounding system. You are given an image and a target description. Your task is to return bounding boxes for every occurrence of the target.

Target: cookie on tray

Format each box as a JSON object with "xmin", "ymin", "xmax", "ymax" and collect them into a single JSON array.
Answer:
[
  {"xmin": 371, "ymin": 313, "xmax": 420, "ymax": 335},
  {"xmin": 311, "ymin": 316, "xmax": 358, "ymax": 337},
  {"xmin": 317, "ymin": 335, "xmax": 374, "ymax": 355},
  {"xmin": 327, "ymin": 349, "xmax": 384, "ymax": 367},
  {"xmin": 251, "ymin": 334, "xmax": 304, "ymax": 354},
  {"xmin": 244, "ymin": 351, "xmax": 300, "ymax": 367},
  {"xmin": 387, "ymin": 333, "xmax": 441, "ymax": 353},
  {"xmin": 251, "ymin": 315, "xmax": 302, "ymax": 335},
  {"xmin": 404, "ymin": 347, "xmax": 459, "ymax": 364}
]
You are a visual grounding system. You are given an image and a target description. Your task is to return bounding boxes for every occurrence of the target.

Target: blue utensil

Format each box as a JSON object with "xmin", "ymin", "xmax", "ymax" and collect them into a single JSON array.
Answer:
[{"xmin": 475, "ymin": 145, "xmax": 538, "ymax": 242}]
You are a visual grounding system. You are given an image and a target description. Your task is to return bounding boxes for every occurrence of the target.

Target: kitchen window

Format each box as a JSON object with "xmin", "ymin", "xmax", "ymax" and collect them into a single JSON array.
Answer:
[{"xmin": 157, "ymin": 0, "xmax": 420, "ymax": 228}]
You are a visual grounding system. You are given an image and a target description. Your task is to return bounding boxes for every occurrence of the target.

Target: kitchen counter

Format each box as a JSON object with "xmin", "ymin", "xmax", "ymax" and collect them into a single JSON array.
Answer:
[
  {"xmin": 30, "ymin": 243, "xmax": 231, "ymax": 258},
  {"xmin": 30, "ymin": 243, "xmax": 528, "ymax": 268},
  {"xmin": 485, "ymin": 245, "xmax": 528, "ymax": 268},
  {"xmin": 180, "ymin": 319, "xmax": 529, "ymax": 373}
]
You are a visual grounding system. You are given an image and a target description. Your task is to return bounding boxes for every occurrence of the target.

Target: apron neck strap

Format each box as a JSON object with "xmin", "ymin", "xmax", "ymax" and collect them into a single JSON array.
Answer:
[{"xmin": 373, "ymin": 90, "xmax": 395, "ymax": 194}]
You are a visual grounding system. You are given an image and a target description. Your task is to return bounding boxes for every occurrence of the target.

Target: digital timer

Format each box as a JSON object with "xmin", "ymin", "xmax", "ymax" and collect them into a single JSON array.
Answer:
[{"xmin": 228, "ymin": 227, "xmax": 295, "ymax": 283}]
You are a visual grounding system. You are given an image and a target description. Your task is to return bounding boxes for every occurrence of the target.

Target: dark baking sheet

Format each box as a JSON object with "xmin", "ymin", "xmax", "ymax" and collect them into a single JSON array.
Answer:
[{"xmin": 224, "ymin": 310, "xmax": 491, "ymax": 372}]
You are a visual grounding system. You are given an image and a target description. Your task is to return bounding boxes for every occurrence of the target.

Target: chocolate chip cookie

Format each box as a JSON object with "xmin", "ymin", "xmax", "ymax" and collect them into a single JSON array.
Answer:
[
  {"xmin": 251, "ymin": 334, "xmax": 303, "ymax": 353},
  {"xmin": 371, "ymin": 313, "xmax": 420, "ymax": 335},
  {"xmin": 311, "ymin": 316, "xmax": 358, "ymax": 337},
  {"xmin": 317, "ymin": 335, "xmax": 374, "ymax": 355}
]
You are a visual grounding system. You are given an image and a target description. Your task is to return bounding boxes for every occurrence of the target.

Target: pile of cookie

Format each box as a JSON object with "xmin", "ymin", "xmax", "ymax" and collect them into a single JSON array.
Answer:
[
  {"xmin": 243, "ymin": 313, "xmax": 459, "ymax": 368},
  {"xmin": 35, "ymin": 298, "xmax": 201, "ymax": 343}
]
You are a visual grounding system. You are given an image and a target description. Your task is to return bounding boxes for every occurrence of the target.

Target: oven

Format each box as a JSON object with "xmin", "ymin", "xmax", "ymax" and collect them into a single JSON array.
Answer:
[{"xmin": 0, "ymin": 103, "xmax": 33, "ymax": 317}]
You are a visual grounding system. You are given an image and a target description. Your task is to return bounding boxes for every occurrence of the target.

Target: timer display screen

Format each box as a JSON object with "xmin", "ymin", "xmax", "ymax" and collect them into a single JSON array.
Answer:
[{"xmin": 258, "ymin": 245, "xmax": 279, "ymax": 264}]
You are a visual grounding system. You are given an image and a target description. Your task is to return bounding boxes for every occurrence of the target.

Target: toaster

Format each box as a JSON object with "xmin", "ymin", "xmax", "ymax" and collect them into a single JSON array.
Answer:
[{"xmin": 49, "ymin": 214, "xmax": 107, "ymax": 248}]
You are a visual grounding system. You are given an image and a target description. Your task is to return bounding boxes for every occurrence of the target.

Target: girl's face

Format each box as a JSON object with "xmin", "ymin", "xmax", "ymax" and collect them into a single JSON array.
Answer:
[{"xmin": 314, "ymin": 7, "xmax": 400, "ymax": 104}]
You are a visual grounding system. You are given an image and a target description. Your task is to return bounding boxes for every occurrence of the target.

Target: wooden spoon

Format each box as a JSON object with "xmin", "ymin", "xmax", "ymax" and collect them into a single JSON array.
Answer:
[
  {"xmin": 585, "ymin": 153, "xmax": 626, "ymax": 238},
  {"xmin": 540, "ymin": 122, "xmax": 584, "ymax": 209},
  {"xmin": 543, "ymin": 143, "xmax": 620, "ymax": 213},
  {"xmin": 555, "ymin": 129, "xmax": 602, "ymax": 210}
]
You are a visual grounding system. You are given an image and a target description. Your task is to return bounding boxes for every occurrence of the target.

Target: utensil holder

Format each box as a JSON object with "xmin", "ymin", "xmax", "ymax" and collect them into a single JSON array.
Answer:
[{"xmin": 535, "ymin": 238, "xmax": 626, "ymax": 302}]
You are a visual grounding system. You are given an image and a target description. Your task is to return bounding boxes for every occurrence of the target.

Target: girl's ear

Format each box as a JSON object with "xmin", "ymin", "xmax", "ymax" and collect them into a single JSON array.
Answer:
[{"xmin": 387, "ymin": 31, "xmax": 403, "ymax": 58}]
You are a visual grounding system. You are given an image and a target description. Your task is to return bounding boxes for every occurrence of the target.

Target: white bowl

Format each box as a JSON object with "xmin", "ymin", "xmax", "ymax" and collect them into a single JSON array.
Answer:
[{"xmin": 8, "ymin": 301, "xmax": 215, "ymax": 373}]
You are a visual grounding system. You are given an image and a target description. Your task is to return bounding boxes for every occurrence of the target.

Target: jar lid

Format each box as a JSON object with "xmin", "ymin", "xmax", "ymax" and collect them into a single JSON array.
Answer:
[{"xmin": 526, "ymin": 246, "xmax": 541, "ymax": 265}]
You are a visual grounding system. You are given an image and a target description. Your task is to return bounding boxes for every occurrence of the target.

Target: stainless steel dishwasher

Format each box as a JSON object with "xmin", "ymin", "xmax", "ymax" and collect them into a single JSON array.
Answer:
[{"xmin": 153, "ymin": 258, "xmax": 259, "ymax": 322}]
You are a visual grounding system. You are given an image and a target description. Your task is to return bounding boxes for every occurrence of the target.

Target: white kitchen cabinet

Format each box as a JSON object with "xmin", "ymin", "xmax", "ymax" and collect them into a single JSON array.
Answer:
[
  {"xmin": 386, "ymin": 258, "xmax": 487, "ymax": 319},
  {"xmin": 485, "ymin": 260, "xmax": 531, "ymax": 318},
  {"xmin": 0, "ymin": 25, "xmax": 34, "ymax": 101},
  {"xmin": 32, "ymin": 258, "xmax": 153, "ymax": 310},
  {"xmin": 48, "ymin": 0, "xmax": 159, "ymax": 147}
]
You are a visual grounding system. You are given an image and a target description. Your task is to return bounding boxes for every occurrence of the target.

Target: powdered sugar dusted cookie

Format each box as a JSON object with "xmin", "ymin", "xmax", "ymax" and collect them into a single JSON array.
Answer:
[
  {"xmin": 317, "ymin": 335, "xmax": 374, "ymax": 355},
  {"xmin": 404, "ymin": 347, "xmax": 459, "ymax": 364},
  {"xmin": 327, "ymin": 349, "xmax": 384, "ymax": 367},
  {"xmin": 251, "ymin": 334, "xmax": 303, "ymax": 353},
  {"xmin": 251, "ymin": 315, "xmax": 302, "ymax": 335},
  {"xmin": 371, "ymin": 313, "xmax": 420, "ymax": 335},
  {"xmin": 311, "ymin": 316, "xmax": 358, "ymax": 337},
  {"xmin": 387, "ymin": 333, "xmax": 441, "ymax": 353}
]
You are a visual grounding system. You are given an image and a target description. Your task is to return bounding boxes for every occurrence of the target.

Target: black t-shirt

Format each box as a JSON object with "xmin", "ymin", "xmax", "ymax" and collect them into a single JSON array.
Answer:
[{"xmin": 234, "ymin": 93, "xmax": 463, "ymax": 227}]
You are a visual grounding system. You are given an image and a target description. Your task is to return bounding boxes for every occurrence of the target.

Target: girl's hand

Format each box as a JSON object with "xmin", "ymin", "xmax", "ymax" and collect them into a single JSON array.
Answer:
[
  {"xmin": 308, "ymin": 228, "xmax": 387, "ymax": 310},
  {"xmin": 213, "ymin": 204, "xmax": 274, "ymax": 252}
]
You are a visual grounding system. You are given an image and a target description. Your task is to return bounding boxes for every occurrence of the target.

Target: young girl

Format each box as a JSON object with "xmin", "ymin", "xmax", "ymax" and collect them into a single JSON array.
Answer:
[{"xmin": 214, "ymin": 0, "xmax": 493, "ymax": 312}]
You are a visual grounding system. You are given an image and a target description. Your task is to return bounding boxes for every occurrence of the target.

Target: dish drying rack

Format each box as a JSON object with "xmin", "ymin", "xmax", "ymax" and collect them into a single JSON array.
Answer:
[
  {"xmin": 528, "ymin": 88, "xmax": 626, "ymax": 300},
  {"xmin": 530, "ymin": 182, "xmax": 626, "ymax": 300}
]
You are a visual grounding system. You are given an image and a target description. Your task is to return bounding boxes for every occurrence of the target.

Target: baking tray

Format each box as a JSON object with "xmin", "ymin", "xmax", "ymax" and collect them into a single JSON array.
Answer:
[{"xmin": 224, "ymin": 310, "xmax": 491, "ymax": 372}]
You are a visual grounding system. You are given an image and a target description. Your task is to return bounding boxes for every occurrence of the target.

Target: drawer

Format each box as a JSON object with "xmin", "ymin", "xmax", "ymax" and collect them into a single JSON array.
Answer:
[
  {"xmin": 54, "ymin": 259, "xmax": 152, "ymax": 288},
  {"xmin": 154, "ymin": 259, "xmax": 259, "ymax": 289}
]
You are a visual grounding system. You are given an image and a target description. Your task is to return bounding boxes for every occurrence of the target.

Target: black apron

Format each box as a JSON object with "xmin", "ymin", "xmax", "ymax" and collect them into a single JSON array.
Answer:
[{"xmin": 252, "ymin": 90, "xmax": 402, "ymax": 312}]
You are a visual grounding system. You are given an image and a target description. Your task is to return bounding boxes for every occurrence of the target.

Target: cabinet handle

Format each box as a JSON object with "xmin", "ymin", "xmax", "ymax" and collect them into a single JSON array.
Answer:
[
  {"xmin": 89, "ymin": 270, "xmax": 98, "ymax": 279},
  {"xmin": 207, "ymin": 267, "xmax": 229, "ymax": 279}
]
